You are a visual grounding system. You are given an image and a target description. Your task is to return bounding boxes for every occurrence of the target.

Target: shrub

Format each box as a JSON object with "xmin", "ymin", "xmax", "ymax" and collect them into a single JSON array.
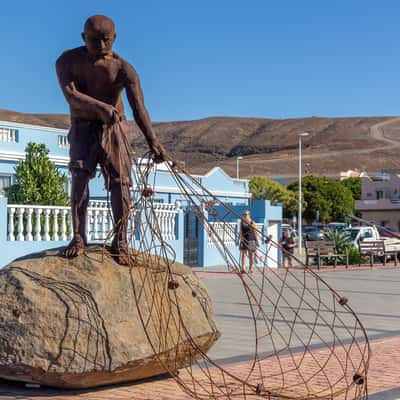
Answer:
[
  {"xmin": 6, "ymin": 142, "xmax": 69, "ymax": 206},
  {"xmin": 325, "ymin": 229, "xmax": 362, "ymax": 265}
]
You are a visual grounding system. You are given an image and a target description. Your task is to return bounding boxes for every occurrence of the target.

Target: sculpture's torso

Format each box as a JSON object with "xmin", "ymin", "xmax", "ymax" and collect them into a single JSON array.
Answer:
[{"xmin": 58, "ymin": 46, "xmax": 127, "ymax": 120}]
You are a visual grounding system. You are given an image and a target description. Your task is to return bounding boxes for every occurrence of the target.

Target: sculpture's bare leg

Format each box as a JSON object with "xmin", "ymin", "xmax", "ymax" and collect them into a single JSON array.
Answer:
[
  {"xmin": 110, "ymin": 181, "xmax": 131, "ymax": 265},
  {"xmin": 64, "ymin": 171, "xmax": 90, "ymax": 258}
]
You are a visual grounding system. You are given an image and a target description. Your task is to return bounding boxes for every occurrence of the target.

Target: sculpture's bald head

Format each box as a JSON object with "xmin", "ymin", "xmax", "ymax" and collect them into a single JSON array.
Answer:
[
  {"xmin": 84, "ymin": 15, "xmax": 115, "ymax": 35},
  {"xmin": 82, "ymin": 15, "xmax": 116, "ymax": 58}
]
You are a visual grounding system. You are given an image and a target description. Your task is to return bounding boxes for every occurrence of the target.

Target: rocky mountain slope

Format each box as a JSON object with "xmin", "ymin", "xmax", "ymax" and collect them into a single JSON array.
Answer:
[{"xmin": 1, "ymin": 108, "xmax": 397, "ymax": 178}]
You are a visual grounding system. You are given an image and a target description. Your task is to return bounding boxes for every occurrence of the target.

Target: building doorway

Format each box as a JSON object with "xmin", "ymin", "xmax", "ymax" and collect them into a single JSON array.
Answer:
[{"xmin": 184, "ymin": 211, "xmax": 199, "ymax": 266}]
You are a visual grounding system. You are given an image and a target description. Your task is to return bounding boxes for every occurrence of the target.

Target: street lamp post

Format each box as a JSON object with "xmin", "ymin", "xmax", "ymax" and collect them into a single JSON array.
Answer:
[
  {"xmin": 236, "ymin": 156, "xmax": 243, "ymax": 179},
  {"xmin": 298, "ymin": 133, "xmax": 309, "ymax": 256}
]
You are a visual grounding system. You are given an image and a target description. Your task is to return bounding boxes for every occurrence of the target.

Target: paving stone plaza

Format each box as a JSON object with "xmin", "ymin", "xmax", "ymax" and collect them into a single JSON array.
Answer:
[{"xmin": 0, "ymin": 266, "xmax": 398, "ymax": 399}]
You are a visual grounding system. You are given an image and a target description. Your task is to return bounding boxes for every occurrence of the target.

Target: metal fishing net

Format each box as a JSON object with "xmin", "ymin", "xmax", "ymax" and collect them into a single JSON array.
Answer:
[{"xmin": 105, "ymin": 154, "xmax": 369, "ymax": 400}]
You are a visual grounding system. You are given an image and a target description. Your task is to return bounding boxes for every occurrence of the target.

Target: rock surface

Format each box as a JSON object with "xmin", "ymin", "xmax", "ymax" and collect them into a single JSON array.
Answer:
[{"xmin": 0, "ymin": 246, "xmax": 219, "ymax": 388}]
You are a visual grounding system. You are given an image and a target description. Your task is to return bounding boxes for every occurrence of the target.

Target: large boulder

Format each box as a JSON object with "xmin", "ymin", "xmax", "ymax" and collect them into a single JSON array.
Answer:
[{"xmin": 0, "ymin": 246, "xmax": 219, "ymax": 388}]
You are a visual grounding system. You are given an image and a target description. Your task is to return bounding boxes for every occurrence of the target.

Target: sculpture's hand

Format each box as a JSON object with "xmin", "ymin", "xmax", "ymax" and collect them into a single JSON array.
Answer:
[
  {"xmin": 64, "ymin": 82, "xmax": 120, "ymax": 125},
  {"xmin": 98, "ymin": 104, "xmax": 121, "ymax": 126},
  {"xmin": 151, "ymin": 140, "xmax": 169, "ymax": 164}
]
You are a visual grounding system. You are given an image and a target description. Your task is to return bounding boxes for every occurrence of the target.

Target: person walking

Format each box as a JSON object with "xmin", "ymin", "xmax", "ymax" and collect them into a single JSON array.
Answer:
[
  {"xmin": 238, "ymin": 210, "xmax": 259, "ymax": 273},
  {"xmin": 280, "ymin": 228, "xmax": 296, "ymax": 268}
]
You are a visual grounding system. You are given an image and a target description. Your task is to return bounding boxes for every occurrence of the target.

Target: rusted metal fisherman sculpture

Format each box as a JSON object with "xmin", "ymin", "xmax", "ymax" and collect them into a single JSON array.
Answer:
[{"xmin": 56, "ymin": 15, "xmax": 168, "ymax": 264}]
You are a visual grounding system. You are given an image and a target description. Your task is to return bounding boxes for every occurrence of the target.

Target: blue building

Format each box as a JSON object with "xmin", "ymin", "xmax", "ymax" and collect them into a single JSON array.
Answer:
[{"xmin": 0, "ymin": 120, "xmax": 282, "ymax": 268}]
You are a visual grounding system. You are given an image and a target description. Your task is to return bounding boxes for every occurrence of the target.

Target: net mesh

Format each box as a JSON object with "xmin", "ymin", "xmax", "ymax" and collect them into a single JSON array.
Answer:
[{"xmin": 101, "ymin": 153, "xmax": 369, "ymax": 400}]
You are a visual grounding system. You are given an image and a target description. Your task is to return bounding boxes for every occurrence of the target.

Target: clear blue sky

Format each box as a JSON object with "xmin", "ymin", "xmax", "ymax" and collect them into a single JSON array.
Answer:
[{"xmin": 1, "ymin": 0, "xmax": 399, "ymax": 121}]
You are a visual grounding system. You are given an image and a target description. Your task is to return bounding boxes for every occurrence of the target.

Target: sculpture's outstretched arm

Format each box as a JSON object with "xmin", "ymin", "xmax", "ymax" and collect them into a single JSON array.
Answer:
[{"xmin": 124, "ymin": 64, "xmax": 168, "ymax": 162}]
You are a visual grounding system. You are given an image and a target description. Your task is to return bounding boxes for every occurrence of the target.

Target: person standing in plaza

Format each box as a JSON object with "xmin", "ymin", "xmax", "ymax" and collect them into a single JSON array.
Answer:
[
  {"xmin": 238, "ymin": 210, "xmax": 259, "ymax": 273},
  {"xmin": 280, "ymin": 228, "xmax": 296, "ymax": 268}
]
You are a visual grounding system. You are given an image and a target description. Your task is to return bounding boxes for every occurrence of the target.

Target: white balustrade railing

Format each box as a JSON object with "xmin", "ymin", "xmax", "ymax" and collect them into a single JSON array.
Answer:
[
  {"xmin": 58, "ymin": 135, "xmax": 69, "ymax": 148},
  {"xmin": 7, "ymin": 202, "xmax": 181, "ymax": 242},
  {"xmin": 7, "ymin": 205, "xmax": 112, "ymax": 242},
  {"xmin": 0, "ymin": 127, "xmax": 18, "ymax": 143},
  {"xmin": 150, "ymin": 203, "xmax": 180, "ymax": 241},
  {"xmin": 88, "ymin": 200, "xmax": 110, "ymax": 208},
  {"xmin": 208, "ymin": 222, "xmax": 237, "ymax": 247}
]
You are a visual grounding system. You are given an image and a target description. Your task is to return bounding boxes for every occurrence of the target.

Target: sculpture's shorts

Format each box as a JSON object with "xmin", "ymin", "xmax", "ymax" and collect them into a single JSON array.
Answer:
[{"xmin": 68, "ymin": 119, "xmax": 133, "ymax": 191}]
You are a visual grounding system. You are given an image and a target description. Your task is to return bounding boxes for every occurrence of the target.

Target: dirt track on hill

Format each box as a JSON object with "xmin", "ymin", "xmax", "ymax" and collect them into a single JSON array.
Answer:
[{"xmin": 217, "ymin": 117, "xmax": 400, "ymax": 179}]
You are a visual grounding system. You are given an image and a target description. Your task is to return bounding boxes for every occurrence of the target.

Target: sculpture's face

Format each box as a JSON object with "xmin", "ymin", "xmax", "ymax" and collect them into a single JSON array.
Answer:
[{"xmin": 82, "ymin": 17, "xmax": 116, "ymax": 58}]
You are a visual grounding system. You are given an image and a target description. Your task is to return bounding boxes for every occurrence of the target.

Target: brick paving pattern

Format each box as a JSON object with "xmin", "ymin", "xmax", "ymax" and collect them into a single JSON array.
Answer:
[
  {"xmin": 1, "ymin": 267, "xmax": 399, "ymax": 399},
  {"xmin": 0, "ymin": 335, "xmax": 397, "ymax": 400}
]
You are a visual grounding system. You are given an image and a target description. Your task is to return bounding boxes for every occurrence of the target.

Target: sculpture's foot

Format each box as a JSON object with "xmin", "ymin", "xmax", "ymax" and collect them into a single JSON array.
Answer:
[
  {"xmin": 110, "ymin": 241, "xmax": 131, "ymax": 266},
  {"xmin": 63, "ymin": 237, "xmax": 85, "ymax": 258}
]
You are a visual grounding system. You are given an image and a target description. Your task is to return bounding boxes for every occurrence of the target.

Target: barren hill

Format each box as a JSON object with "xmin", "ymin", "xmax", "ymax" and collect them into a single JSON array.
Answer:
[
  {"xmin": 0, "ymin": 109, "xmax": 70, "ymax": 130},
  {"xmin": 1, "ymin": 108, "xmax": 399, "ymax": 178}
]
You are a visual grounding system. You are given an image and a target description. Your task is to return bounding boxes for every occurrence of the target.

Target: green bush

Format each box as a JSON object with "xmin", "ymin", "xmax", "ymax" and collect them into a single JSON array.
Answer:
[
  {"xmin": 324, "ymin": 230, "xmax": 362, "ymax": 265},
  {"xmin": 6, "ymin": 142, "xmax": 69, "ymax": 206},
  {"xmin": 347, "ymin": 245, "xmax": 363, "ymax": 265}
]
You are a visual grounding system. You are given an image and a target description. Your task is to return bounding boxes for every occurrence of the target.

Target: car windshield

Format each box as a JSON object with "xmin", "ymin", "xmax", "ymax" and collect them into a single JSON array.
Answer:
[
  {"xmin": 328, "ymin": 224, "xmax": 345, "ymax": 231},
  {"xmin": 343, "ymin": 229, "xmax": 359, "ymax": 240},
  {"xmin": 303, "ymin": 227, "xmax": 317, "ymax": 232}
]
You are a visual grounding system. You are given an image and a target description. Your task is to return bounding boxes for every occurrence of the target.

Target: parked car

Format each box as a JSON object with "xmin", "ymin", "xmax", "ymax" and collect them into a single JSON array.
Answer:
[
  {"xmin": 302, "ymin": 225, "xmax": 324, "ymax": 241},
  {"xmin": 326, "ymin": 222, "xmax": 347, "ymax": 232}
]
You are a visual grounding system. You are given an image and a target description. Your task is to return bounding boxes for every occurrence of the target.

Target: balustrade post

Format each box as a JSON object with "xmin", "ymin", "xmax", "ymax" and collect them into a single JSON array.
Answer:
[
  {"xmin": 60, "ymin": 209, "xmax": 68, "ymax": 241},
  {"xmin": 108, "ymin": 212, "xmax": 114, "ymax": 241},
  {"xmin": 43, "ymin": 209, "xmax": 51, "ymax": 241},
  {"xmin": 167, "ymin": 211, "xmax": 174, "ymax": 240},
  {"xmin": 166, "ymin": 206, "xmax": 171, "ymax": 240},
  {"xmin": 172, "ymin": 209, "xmax": 177, "ymax": 240},
  {"xmin": 100, "ymin": 210, "xmax": 107, "ymax": 240},
  {"xmin": 161, "ymin": 209, "xmax": 167, "ymax": 240},
  {"xmin": 25, "ymin": 208, "xmax": 33, "ymax": 241},
  {"xmin": 163, "ymin": 209, "xmax": 168, "ymax": 240},
  {"xmin": 86, "ymin": 209, "xmax": 93, "ymax": 241},
  {"xmin": 156, "ymin": 207, "xmax": 162, "ymax": 239},
  {"xmin": 17, "ymin": 207, "xmax": 25, "ymax": 241},
  {"xmin": 68, "ymin": 210, "xmax": 73, "ymax": 240},
  {"xmin": 52, "ymin": 209, "xmax": 60, "ymax": 241},
  {"xmin": 34, "ymin": 208, "xmax": 42, "ymax": 241},
  {"xmin": 93, "ymin": 209, "xmax": 99, "ymax": 240},
  {"xmin": 8, "ymin": 207, "xmax": 15, "ymax": 241}
]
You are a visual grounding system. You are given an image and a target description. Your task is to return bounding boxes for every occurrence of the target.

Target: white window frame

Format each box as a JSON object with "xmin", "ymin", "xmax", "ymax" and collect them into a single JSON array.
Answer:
[{"xmin": 0, "ymin": 173, "xmax": 14, "ymax": 196}]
